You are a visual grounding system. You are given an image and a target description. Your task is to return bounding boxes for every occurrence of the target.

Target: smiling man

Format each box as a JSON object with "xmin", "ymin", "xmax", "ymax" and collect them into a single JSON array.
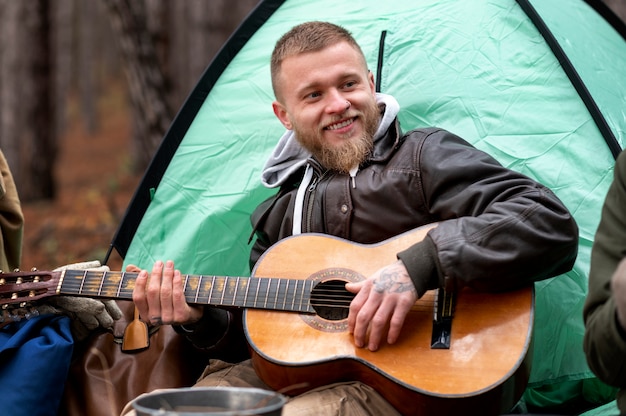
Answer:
[
  {"xmin": 270, "ymin": 37, "xmax": 379, "ymax": 174},
  {"xmin": 125, "ymin": 21, "xmax": 578, "ymax": 415}
]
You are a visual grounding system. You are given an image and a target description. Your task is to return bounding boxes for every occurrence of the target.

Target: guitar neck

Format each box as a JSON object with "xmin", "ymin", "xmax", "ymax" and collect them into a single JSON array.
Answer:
[{"xmin": 60, "ymin": 269, "xmax": 316, "ymax": 314}]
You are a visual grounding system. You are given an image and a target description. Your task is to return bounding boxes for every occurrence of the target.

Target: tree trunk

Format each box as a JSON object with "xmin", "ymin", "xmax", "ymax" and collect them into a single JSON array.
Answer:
[
  {"xmin": 25, "ymin": 0, "xmax": 57, "ymax": 200},
  {"xmin": 0, "ymin": 1, "xmax": 23, "ymax": 179},
  {"xmin": 78, "ymin": 1, "xmax": 98, "ymax": 135},
  {"xmin": 0, "ymin": 1, "xmax": 56, "ymax": 201},
  {"xmin": 52, "ymin": 0, "xmax": 74, "ymax": 138},
  {"xmin": 101, "ymin": 0, "xmax": 173, "ymax": 171}
]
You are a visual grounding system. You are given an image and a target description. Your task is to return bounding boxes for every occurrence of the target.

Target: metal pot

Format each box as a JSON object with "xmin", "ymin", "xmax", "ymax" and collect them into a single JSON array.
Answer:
[{"xmin": 132, "ymin": 387, "xmax": 287, "ymax": 416}]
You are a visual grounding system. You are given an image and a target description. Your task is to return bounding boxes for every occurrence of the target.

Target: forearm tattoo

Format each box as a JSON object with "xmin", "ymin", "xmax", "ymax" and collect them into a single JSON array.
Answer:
[{"xmin": 373, "ymin": 264, "xmax": 415, "ymax": 294}]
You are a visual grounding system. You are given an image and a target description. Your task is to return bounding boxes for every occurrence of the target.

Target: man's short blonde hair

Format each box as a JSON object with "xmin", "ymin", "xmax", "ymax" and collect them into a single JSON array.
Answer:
[{"xmin": 270, "ymin": 21, "xmax": 367, "ymax": 100}]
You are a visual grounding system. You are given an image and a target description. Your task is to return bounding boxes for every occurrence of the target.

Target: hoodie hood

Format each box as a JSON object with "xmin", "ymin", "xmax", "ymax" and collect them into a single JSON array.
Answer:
[{"xmin": 261, "ymin": 93, "xmax": 400, "ymax": 188}]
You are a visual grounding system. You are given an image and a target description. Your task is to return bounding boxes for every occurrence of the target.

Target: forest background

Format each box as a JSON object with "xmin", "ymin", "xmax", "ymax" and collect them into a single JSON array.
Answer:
[
  {"xmin": 0, "ymin": 0, "xmax": 624, "ymax": 273},
  {"xmin": 0, "ymin": 0, "xmax": 258, "ymax": 271}
]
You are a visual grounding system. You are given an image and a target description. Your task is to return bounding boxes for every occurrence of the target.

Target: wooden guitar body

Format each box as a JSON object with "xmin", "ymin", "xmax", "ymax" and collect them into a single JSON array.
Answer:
[{"xmin": 245, "ymin": 225, "xmax": 534, "ymax": 415}]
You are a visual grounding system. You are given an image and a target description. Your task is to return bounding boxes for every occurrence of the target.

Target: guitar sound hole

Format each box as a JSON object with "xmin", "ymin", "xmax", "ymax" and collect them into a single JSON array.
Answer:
[{"xmin": 310, "ymin": 280, "xmax": 355, "ymax": 321}]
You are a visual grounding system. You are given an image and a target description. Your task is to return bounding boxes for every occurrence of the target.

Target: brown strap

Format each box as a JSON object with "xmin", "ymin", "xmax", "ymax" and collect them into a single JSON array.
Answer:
[{"xmin": 121, "ymin": 307, "xmax": 149, "ymax": 352}]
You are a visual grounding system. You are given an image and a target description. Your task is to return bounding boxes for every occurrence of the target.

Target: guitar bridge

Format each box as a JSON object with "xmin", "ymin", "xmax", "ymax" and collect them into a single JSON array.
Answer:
[{"xmin": 431, "ymin": 288, "xmax": 455, "ymax": 349}]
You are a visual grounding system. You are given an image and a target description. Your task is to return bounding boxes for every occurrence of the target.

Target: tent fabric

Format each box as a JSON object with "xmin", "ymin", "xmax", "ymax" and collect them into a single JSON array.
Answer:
[
  {"xmin": 522, "ymin": 0, "xmax": 624, "ymax": 159},
  {"xmin": 110, "ymin": 0, "xmax": 626, "ymax": 411},
  {"xmin": 580, "ymin": 400, "xmax": 621, "ymax": 416}
]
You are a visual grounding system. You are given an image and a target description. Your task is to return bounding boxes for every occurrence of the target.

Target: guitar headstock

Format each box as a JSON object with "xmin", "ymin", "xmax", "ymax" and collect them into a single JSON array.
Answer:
[{"xmin": 0, "ymin": 269, "xmax": 60, "ymax": 310}]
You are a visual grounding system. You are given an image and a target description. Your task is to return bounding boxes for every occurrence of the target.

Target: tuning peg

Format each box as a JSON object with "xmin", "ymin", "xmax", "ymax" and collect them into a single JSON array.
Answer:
[{"xmin": 30, "ymin": 267, "xmax": 37, "ymax": 272}]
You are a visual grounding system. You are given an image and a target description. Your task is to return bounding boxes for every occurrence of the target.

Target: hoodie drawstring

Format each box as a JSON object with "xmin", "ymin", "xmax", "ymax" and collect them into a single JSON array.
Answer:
[
  {"xmin": 292, "ymin": 164, "xmax": 313, "ymax": 235},
  {"xmin": 349, "ymin": 166, "xmax": 358, "ymax": 189}
]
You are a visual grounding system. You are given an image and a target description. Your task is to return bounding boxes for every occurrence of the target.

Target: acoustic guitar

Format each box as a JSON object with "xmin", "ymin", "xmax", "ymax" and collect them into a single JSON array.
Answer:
[{"xmin": 0, "ymin": 223, "xmax": 533, "ymax": 415}]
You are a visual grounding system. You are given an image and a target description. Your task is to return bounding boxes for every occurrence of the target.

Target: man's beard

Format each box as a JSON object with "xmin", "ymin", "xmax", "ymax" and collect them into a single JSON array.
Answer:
[{"xmin": 295, "ymin": 100, "xmax": 380, "ymax": 173}]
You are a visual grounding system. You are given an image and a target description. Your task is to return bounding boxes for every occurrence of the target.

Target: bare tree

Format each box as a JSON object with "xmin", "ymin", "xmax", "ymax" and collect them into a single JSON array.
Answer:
[
  {"xmin": 52, "ymin": 0, "xmax": 74, "ymax": 138},
  {"xmin": 25, "ymin": 0, "xmax": 57, "ymax": 200},
  {"xmin": 101, "ymin": 0, "xmax": 173, "ymax": 171},
  {"xmin": 0, "ymin": 1, "xmax": 56, "ymax": 201},
  {"xmin": 78, "ymin": 1, "xmax": 99, "ymax": 135},
  {"xmin": 0, "ymin": 1, "xmax": 23, "ymax": 177},
  {"xmin": 100, "ymin": 0, "xmax": 258, "ymax": 171},
  {"xmin": 160, "ymin": 0, "xmax": 259, "ymax": 110}
]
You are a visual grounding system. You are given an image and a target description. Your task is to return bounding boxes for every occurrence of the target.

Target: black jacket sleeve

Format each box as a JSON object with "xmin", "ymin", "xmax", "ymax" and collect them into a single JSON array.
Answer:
[{"xmin": 399, "ymin": 130, "xmax": 578, "ymax": 293}]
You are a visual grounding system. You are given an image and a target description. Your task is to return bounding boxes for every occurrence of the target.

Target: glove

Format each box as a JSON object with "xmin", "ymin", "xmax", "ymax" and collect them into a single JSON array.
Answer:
[{"xmin": 36, "ymin": 260, "xmax": 123, "ymax": 341}]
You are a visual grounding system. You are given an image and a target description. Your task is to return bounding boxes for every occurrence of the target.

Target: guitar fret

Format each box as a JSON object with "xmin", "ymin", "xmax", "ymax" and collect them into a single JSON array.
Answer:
[
  {"xmin": 254, "ymin": 278, "xmax": 261, "ymax": 308},
  {"xmin": 220, "ymin": 277, "xmax": 226, "ymax": 305},
  {"xmin": 233, "ymin": 277, "xmax": 239, "ymax": 306},
  {"xmin": 296, "ymin": 280, "xmax": 302, "ymax": 311},
  {"xmin": 190, "ymin": 275, "xmax": 198, "ymax": 303},
  {"xmin": 273, "ymin": 279, "xmax": 280, "ymax": 310},
  {"xmin": 296, "ymin": 280, "xmax": 304, "ymax": 310},
  {"xmin": 302, "ymin": 280, "xmax": 310, "ymax": 310},
  {"xmin": 269, "ymin": 279, "xmax": 277, "ymax": 309},
  {"xmin": 282, "ymin": 280, "xmax": 289, "ymax": 311},
  {"xmin": 303, "ymin": 281, "xmax": 315, "ymax": 310},
  {"xmin": 116, "ymin": 271, "xmax": 124, "ymax": 298},
  {"xmin": 248, "ymin": 278, "xmax": 261, "ymax": 308},
  {"xmin": 78, "ymin": 270, "xmax": 86, "ymax": 295},
  {"xmin": 301, "ymin": 280, "xmax": 310, "ymax": 312},
  {"xmin": 208, "ymin": 275, "xmax": 216, "ymax": 304},
  {"xmin": 97, "ymin": 271, "xmax": 105, "ymax": 296},
  {"xmin": 293, "ymin": 280, "xmax": 299, "ymax": 311},
  {"xmin": 264, "ymin": 278, "xmax": 270, "ymax": 309},
  {"xmin": 293, "ymin": 280, "xmax": 299, "ymax": 310},
  {"xmin": 242, "ymin": 278, "xmax": 250, "ymax": 307},
  {"xmin": 182, "ymin": 274, "xmax": 189, "ymax": 301},
  {"xmin": 292, "ymin": 280, "xmax": 304, "ymax": 310}
]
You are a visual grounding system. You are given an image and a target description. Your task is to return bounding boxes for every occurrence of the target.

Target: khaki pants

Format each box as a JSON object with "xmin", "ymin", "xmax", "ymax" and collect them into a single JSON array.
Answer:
[{"xmin": 122, "ymin": 359, "xmax": 401, "ymax": 416}]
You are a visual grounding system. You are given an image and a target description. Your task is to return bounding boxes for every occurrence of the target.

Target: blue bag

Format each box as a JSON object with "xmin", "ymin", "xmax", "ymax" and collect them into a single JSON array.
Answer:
[{"xmin": 0, "ymin": 314, "xmax": 74, "ymax": 416}]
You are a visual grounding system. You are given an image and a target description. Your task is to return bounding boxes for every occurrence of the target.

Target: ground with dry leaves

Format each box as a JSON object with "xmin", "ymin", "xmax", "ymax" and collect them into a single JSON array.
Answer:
[{"xmin": 21, "ymin": 83, "xmax": 142, "ymax": 273}]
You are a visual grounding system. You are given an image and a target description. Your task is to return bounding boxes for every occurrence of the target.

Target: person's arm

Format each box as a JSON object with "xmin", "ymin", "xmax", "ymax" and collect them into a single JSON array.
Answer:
[
  {"xmin": 399, "ymin": 129, "xmax": 578, "ymax": 294},
  {"xmin": 0, "ymin": 150, "xmax": 24, "ymax": 273},
  {"xmin": 584, "ymin": 150, "xmax": 626, "ymax": 387}
]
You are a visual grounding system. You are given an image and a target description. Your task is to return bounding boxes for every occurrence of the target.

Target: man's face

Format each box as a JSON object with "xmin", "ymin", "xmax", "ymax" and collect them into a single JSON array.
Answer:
[{"xmin": 272, "ymin": 41, "xmax": 380, "ymax": 173}]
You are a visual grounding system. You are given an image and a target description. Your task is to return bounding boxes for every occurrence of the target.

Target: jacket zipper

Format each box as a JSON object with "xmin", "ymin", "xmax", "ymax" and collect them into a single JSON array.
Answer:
[{"xmin": 303, "ymin": 175, "xmax": 319, "ymax": 233}]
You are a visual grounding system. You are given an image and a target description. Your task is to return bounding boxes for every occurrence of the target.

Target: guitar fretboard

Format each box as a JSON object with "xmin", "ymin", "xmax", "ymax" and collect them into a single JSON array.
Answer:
[{"xmin": 59, "ymin": 270, "xmax": 316, "ymax": 313}]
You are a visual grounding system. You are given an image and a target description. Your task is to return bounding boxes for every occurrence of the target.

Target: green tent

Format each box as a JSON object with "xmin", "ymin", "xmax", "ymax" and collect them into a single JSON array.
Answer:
[{"xmin": 106, "ymin": 0, "xmax": 626, "ymax": 413}]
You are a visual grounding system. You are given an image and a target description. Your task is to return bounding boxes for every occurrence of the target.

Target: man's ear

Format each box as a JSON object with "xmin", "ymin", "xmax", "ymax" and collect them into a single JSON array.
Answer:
[
  {"xmin": 368, "ymin": 70, "xmax": 376, "ymax": 94},
  {"xmin": 272, "ymin": 101, "xmax": 292, "ymax": 130}
]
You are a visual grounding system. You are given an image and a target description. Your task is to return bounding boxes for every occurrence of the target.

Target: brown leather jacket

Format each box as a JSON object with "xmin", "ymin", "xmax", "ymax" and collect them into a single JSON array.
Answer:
[{"xmin": 250, "ymin": 122, "xmax": 578, "ymax": 296}]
